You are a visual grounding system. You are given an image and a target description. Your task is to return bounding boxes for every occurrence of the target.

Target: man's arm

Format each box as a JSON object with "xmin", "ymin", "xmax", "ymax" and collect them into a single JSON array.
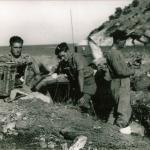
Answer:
[
  {"xmin": 110, "ymin": 51, "xmax": 135, "ymax": 77},
  {"xmin": 74, "ymin": 54, "xmax": 86, "ymax": 92},
  {"xmin": 27, "ymin": 56, "xmax": 41, "ymax": 75}
]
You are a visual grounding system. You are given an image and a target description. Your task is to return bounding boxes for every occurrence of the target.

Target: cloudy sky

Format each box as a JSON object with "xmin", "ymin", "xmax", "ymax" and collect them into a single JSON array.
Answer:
[{"xmin": 0, "ymin": 0, "xmax": 132, "ymax": 46}]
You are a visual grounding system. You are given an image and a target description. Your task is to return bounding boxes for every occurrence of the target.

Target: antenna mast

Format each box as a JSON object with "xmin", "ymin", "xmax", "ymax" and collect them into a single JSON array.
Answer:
[{"xmin": 70, "ymin": 9, "xmax": 75, "ymax": 49}]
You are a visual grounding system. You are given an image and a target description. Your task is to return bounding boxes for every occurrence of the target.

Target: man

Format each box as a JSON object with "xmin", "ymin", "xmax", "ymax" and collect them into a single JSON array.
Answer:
[
  {"xmin": 35, "ymin": 42, "xmax": 96, "ymax": 113},
  {"xmin": 106, "ymin": 31, "xmax": 135, "ymax": 128},
  {"xmin": 0, "ymin": 36, "xmax": 40, "ymax": 89},
  {"xmin": 55, "ymin": 42, "xmax": 96, "ymax": 112}
]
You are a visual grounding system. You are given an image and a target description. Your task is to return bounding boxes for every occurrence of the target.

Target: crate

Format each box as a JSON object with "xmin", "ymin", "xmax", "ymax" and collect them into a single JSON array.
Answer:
[{"xmin": 0, "ymin": 62, "xmax": 16, "ymax": 97}]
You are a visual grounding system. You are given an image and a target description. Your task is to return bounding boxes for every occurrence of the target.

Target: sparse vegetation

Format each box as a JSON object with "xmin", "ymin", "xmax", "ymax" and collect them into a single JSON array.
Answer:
[{"xmin": 89, "ymin": 0, "xmax": 150, "ymax": 44}]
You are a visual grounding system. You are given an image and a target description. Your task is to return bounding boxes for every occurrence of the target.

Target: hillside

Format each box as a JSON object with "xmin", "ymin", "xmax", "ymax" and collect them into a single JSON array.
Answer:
[{"xmin": 88, "ymin": 0, "xmax": 150, "ymax": 46}]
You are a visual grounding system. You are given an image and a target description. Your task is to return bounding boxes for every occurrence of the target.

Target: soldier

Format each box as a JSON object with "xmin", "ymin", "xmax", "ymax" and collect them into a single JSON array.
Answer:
[
  {"xmin": 55, "ymin": 42, "xmax": 96, "ymax": 113},
  {"xmin": 0, "ymin": 36, "xmax": 40, "ymax": 89},
  {"xmin": 35, "ymin": 42, "xmax": 96, "ymax": 114},
  {"xmin": 106, "ymin": 31, "xmax": 135, "ymax": 128}
]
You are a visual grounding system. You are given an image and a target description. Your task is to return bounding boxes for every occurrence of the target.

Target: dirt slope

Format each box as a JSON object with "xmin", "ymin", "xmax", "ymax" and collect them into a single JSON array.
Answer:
[{"xmin": 0, "ymin": 98, "xmax": 149, "ymax": 149}]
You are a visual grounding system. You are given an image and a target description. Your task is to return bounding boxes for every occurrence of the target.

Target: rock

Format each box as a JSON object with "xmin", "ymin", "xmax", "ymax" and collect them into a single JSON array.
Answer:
[
  {"xmin": 15, "ymin": 120, "xmax": 28, "ymax": 130},
  {"xmin": 7, "ymin": 129, "xmax": 18, "ymax": 136},
  {"xmin": 20, "ymin": 92, "xmax": 53, "ymax": 104},
  {"xmin": 2, "ymin": 122, "xmax": 16, "ymax": 133},
  {"xmin": 93, "ymin": 125, "xmax": 101, "ymax": 130},
  {"xmin": 69, "ymin": 135, "xmax": 87, "ymax": 150},
  {"xmin": 60, "ymin": 127, "xmax": 82, "ymax": 140},
  {"xmin": 39, "ymin": 137, "xmax": 47, "ymax": 149},
  {"xmin": 47, "ymin": 141, "xmax": 56, "ymax": 149},
  {"xmin": 130, "ymin": 121, "xmax": 145, "ymax": 137},
  {"xmin": 15, "ymin": 112, "xmax": 23, "ymax": 120},
  {"xmin": 120, "ymin": 126, "xmax": 132, "ymax": 135}
]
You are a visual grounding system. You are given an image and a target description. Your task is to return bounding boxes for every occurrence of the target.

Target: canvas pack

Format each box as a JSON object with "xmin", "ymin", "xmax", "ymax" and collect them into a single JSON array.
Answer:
[{"xmin": 0, "ymin": 62, "xmax": 16, "ymax": 97}]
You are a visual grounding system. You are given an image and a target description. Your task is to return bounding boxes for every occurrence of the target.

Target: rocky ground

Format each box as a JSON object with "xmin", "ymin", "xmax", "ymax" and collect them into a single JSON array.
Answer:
[
  {"xmin": 0, "ymin": 94, "xmax": 149, "ymax": 150},
  {"xmin": 0, "ymin": 57, "xmax": 149, "ymax": 149}
]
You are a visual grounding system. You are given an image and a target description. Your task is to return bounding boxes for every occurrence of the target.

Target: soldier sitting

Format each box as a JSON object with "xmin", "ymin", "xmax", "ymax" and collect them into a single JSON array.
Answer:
[{"xmin": 0, "ymin": 36, "xmax": 41, "ymax": 97}]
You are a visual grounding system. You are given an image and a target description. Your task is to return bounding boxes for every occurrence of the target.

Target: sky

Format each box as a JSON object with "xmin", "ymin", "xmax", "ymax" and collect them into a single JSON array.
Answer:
[{"xmin": 0, "ymin": 0, "xmax": 132, "ymax": 46}]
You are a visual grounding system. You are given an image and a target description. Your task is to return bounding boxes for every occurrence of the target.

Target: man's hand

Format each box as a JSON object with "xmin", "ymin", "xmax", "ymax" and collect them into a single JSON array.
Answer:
[
  {"xmin": 51, "ymin": 73, "xmax": 58, "ymax": 79},
  {"xmin": 51, "ymin": 73, "xmax": 68, "ymax": 82},
  {"xmin": 93, "ymin": 57, "xmax": 107, "ymax": 72},
  {"xmin": 97, "ymin": 63, "xmax": 107, "ymax": 71},
  {"xmin": 57, "ymin": 74, "xmax": 67, "ymax": 78},
  {"xmin": 78, "ymin": 96, "xmax": 91, "ymax": 110},
  {"xmin": 57, "ymin": 74, "xmax": 68, "ymax": 82},
  {"xmin": 79, "ymin": 97, "xmax": 86, "ymax": 106},
  {"xmin": 20, "ymin": 76, "xmax": 25, "ymax": 83}
]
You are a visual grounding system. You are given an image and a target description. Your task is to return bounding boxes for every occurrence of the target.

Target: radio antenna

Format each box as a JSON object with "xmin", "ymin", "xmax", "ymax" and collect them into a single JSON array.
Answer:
[{"xmin": 70, "ymin": 9, "xmax": 76, "ymax": 51}]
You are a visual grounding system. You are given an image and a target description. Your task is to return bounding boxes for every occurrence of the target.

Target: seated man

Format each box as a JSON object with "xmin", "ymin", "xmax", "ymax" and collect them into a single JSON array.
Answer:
[
  {"xmin": 35, "ymin": 42, "xmax": 96, "ymax": 113},
  {"xmin": 0, "ymin": 36, "xmax": 40, "ymax": 91}
]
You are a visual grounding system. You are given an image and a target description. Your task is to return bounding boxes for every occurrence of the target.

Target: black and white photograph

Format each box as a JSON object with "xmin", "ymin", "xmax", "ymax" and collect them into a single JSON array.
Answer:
[{"xmin": 0, "ymin": 0, "xmax": 150, "ymax": 149}]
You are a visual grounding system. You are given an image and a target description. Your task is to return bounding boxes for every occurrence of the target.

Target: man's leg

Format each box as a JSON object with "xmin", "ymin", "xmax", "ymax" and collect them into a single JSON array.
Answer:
[
  {"xmin": 115, "ymin": 79, "xmax": 132, "ymax": 128},
  {"xmin": 35, "ymin": 76, "xmax": 56, "ymax": 95}
]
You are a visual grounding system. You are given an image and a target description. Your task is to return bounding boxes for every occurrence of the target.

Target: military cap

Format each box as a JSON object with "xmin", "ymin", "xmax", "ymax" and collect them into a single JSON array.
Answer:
[{"xmin": 55, "ymin": 42, "xmax": 69, "ymax": 55}]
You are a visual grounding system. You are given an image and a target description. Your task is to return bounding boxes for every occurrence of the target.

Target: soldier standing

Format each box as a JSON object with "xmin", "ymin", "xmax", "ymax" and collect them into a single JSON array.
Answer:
[{"xmin": 106, "ymin": 31, "xmax": 135, "ymax": 128}]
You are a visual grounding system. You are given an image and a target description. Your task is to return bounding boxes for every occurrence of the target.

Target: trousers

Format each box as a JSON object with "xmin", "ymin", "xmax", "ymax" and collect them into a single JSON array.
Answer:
[{"xmin": 111, "ymin": 78, "xmax": 132, "ymax": 127}]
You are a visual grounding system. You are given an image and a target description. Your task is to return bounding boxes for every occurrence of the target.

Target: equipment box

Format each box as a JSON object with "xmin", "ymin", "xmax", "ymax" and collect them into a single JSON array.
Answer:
[{"xmin": 0, "ymin": 62, "xmax": 16, "ymax": 97}]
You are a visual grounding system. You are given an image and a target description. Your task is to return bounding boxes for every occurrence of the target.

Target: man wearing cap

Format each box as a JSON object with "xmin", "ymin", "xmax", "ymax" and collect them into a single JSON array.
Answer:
[
  {"xmin": 35, "ymin": 42, "xmax": 96, "ymax": 113},
  {"xmin": 0, "ymin": 36, "xmax": 40, "ymax": 89},
  {"xmin": 106, "ymin": 31, "xmax": 135, "ymax": 128},
  {"xmin": 55, "ymin": 42, "xmax": 96, "ymax": 112}
]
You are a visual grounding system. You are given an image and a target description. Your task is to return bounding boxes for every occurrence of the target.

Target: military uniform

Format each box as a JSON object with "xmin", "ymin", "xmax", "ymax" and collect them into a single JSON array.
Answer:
[
  {"xmin": 106, "ymin": 48, "xmax": 134, "ymax": 127},
  {"xmin": 56, "ymin": 52, "xmax": 96, "ymax": 107},
  {"xmin": 35, "ymin": 52, "xmax": 96, "ymax": 107},
  {"xmin": 0, "ymin": 53, "xmax": 40, "ymax": 88}
]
